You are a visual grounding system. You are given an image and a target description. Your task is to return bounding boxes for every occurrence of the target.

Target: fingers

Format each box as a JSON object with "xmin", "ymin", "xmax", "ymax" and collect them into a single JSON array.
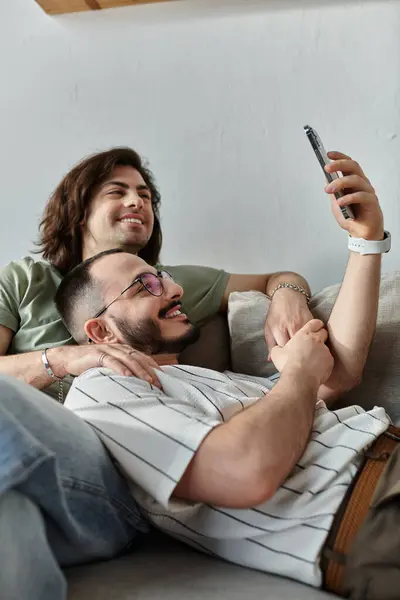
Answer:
[
  {"xmin": 269, "ymin": 345, "xmax": 280, "ymax": 364},
  {"xmin": 101, "ymin": 355, "xmax": 137, "ymax": 378},
  {"xmin": 100, "ymin": 345, "xmax": 161, "ymax": 387},
  {"xmin": 301, "ymin": 320, "xmax": 328, "ymax": 344},
  {"xmin": 264, "ymin": 324, "xmax": 278, "ymax": 354},
  {"xmin": 315, "ymin": 328, "xmax": 328, "ymax": 344},
  {"xmin": 300, "ymin": 319, "xmax": 325, "ymax": 333},
  {"xmin": 126, "ymin": 350, "xmax": 161, "ymax": 387},
  {"xmin": 327, "ymin": 151, "xmax": 351, "ymax": 161},
  {"xmin": 272, "ymin": 328, "xmax": 290, "ymax": 348},
  {"xmin": 325, "ymin": 174, "xmax": 372, "ymax": 195},
  {"xmin": 325, "ymin": 156, "xmax": 366, "ymax": 179},
  {"xmin": 119, "ymin": 345, "xmax": 159, "ymax": 369},
  {"xmin": 336, "ymin": 191, "xmax": 376, "ymax": 208}
]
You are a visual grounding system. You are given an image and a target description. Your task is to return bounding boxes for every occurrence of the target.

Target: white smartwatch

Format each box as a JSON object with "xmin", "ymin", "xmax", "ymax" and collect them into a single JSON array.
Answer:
[{"xmin": 348, "ymin": 230, "xmax": 391, "ymax": 255}]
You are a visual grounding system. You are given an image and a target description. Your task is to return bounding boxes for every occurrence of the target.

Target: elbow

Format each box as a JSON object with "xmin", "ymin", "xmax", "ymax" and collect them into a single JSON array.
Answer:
[
  {"xmin": 246, "ymin": 476, "xmax": 279, "ymax": 507},
  {"xmin": 343, "ymin": 373, "xmax": 362, "ymax": 393},
  {"xmin": 334, "ymin": 372, "xmax": 362, "ymax": 396},
  {"xmin": 320, "ymin": 372, "xmax": 362, "ymax": 405},
  {"xmin": 235, "ymin": 461, "xmax": 281, "ymax": 508}
]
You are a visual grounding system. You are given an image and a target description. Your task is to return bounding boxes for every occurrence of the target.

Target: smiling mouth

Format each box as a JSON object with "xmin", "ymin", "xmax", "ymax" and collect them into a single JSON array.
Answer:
[
  {"xmin": 160, "ymin": 303, "xmax": 187, "ymax": 320},
  {"xmin": 164, "ymin": 309, "xmax": 184, "ymax": 319},
  {"xmin": 119, "ymin": 218, "xmax": 143, "ymax": 225}
]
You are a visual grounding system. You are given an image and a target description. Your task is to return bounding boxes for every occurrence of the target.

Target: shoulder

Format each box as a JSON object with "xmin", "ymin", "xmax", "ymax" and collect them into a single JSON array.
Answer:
[
  {"xmin": 0, "ymin": 256, "xmax": 58, "ymax": 280},
  {"xmin": 0, "ymin": 257, "xmax": 61, "ymax": 295},
  {"xmin": 159, "ymin": 263, "xmax": 229, "ymax": 285},
  {"xmin": 0, "ymin": 256, "xmax": 34, "ymax": 278},
  {"xmin": 70, "ymin": 367, "xmax": 153, "ymax": 398},
  {"xmin": 0, "ymin": 257, "xmax": 36, "ymax": 297}
]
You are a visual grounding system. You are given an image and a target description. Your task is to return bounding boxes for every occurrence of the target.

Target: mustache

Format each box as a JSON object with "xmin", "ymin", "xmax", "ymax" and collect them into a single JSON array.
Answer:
[{"xmin": 158, "ymin": 301, "xmax": 182, "ymax": 319}]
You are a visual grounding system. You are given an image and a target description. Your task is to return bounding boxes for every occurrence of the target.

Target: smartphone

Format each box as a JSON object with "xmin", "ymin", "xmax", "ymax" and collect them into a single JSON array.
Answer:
[{"xmin": 304, "ymin": 124, "xmax": 354, "ymax": 220}]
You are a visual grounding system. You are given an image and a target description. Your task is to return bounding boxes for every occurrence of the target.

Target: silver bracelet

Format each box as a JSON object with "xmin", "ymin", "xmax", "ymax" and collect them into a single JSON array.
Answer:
[
  {"xmin": 41, "ymin": 349, "xmax": 64, "ymax": 404},
  {"xmin": 269, "ymin": 282, "xmax": 311, "ymax": 303}
]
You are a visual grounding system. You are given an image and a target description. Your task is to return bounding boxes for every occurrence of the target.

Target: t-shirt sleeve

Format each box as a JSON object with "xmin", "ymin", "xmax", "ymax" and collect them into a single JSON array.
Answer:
[
  {"xmin": 0, "ymin": 258, "xmax": 32, "ymax": 333},
  {"xmin": 65, "ymin": 369, "xmax": 220, "ymax": 509},
  {"xmin": 160, "ymin": 265, "xmax": 230, "ymax": 325}
]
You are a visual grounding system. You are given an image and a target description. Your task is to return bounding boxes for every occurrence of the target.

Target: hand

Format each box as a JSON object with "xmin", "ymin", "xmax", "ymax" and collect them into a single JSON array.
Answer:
[
  {"xmin": 264, "ymin": 289, "xmax": 314, "ymax": 353},
  {"xmin": 270, "ymin": 319, "xmax": 334, "ymax": 387},
  {"xmin": 48, "ymin": 344, "xmax": 162, "ymax": 388},
  {"xmin": 325, "ymin": 151, "xmax": 384, "ymax": 241}
]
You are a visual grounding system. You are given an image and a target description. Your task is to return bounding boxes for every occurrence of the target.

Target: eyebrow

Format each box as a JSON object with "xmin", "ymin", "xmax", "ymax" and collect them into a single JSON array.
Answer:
[
  {"xmin": 101, "ymin": 180, "xmax": 151, "ymax": 193},
  {"xmin": 120, "ymin": 270, "xmax": 157, "ymax": 295},
  {"xmin": 131, "ymin": 269, "xmax": 158, "ymax": 282}
]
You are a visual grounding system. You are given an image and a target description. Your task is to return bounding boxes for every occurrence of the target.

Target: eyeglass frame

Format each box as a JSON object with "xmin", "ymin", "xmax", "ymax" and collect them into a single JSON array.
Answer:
[{"xmin": 92, "ymin": 270, "xmax": 173, "ymax": 320}]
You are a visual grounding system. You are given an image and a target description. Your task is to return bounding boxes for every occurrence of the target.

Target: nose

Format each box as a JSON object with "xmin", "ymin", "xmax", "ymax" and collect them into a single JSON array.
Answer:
[
  {"xmin": 164, "ymin": 278, "xmax": 183, "ymax": 301},
  {"xmin": 123, "ymin": 191, "xmax": 144, "ymax": 211}
]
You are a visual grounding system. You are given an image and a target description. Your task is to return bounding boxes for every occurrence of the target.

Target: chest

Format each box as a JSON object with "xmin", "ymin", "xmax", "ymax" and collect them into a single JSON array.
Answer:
[{"xmin": 162, "ymin": 369, "xmax": 272, "ymax": 422}]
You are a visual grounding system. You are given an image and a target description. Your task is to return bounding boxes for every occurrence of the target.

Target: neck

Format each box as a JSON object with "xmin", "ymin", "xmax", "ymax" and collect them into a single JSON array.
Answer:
[{"xmin": 82, "ymin": 241, "xmax": 139, "ymax": 263}]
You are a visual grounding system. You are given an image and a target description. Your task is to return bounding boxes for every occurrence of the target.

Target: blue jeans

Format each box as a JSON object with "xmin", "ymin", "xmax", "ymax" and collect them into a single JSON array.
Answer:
[{"xmin": 0, "ymin": 375, "xmax": 148, "ymax": 600}]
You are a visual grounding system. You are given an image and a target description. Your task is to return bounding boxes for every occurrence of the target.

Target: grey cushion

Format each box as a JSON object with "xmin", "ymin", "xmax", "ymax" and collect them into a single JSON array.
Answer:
[
  {"xmin": 67, "ymin": 531, "xmax": 338, "ymax": 600},
  {"xmin": 228, "ymin": 272, "xmax": 400, "ymax": 425},
  {"xmin": 228, "ymin": 290, "xmax": 275, "ymax": 377}
]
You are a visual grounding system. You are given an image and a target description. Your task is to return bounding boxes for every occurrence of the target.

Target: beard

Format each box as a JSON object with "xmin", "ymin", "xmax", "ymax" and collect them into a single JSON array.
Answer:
[{"xmin": 112, "ymin": 315, "xmax": 200, "ymax": 355}]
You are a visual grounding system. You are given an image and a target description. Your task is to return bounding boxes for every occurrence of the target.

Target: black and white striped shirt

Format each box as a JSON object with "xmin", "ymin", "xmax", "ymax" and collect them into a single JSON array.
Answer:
[{"xmin": 65, "ymin": 365, "xmax": 390, "ymax": 588}]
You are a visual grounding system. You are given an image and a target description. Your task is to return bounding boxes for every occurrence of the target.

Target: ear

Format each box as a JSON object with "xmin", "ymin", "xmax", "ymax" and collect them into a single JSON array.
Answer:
[{"xmin": 84, "ymin": 318, "xmax": 119, "ymax": 344}]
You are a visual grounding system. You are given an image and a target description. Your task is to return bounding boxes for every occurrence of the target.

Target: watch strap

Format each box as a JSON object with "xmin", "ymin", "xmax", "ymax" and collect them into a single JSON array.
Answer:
[{"xmin": 348, "ymin": 230, "xmax": 391, "ymax": 255}]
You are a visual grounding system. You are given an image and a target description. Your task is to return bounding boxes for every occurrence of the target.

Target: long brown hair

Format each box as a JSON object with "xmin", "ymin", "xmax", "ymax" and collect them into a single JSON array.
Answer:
[{"xmin": 35, "ymin": 147, "xmax": 162, "ymax": 275}]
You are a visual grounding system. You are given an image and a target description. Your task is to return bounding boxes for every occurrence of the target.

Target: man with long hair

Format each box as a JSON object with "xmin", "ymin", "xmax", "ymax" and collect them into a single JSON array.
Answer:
[{"xmin": 0, "ymin": 147, "xmax": 313, "ymax": 401}]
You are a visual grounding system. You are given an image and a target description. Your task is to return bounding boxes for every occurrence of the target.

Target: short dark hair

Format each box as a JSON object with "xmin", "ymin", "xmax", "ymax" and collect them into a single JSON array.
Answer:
[
  {"xmin": 55, "ymin": 248, "xmax": 123, "ymax": 342},
  {"xmin": 36, "ymin": 147, "xmax": 162, "ymax": 275}
]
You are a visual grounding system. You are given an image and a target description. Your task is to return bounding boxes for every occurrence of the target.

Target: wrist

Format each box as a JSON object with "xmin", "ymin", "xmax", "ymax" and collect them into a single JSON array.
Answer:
[
  {"xmin": 45, "ymin": 346, "xmax": 68, "ymax": 379},
  {"xmin": 281, "ymin": 363, "xmax": 321, "ymax": 393},
  {"xmin": 360, "ymin": 227, "xmax": 385, "ymax": 241},
  {"xmin": 268, "ymin": 283, "xmax": 311, "ymax": 303},
  {"xmin": 348, "ymin": 229, "xmax": 390, "ymax": 255}
]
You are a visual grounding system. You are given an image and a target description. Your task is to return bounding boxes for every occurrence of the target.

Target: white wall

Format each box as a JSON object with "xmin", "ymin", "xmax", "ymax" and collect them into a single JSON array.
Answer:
[{"xmin": 0, "ymin": 0, "xmax": 399, "ymax": 291}]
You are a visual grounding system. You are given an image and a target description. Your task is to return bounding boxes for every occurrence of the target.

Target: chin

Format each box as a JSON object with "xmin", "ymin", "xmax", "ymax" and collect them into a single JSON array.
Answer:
[{"xmin": 162, "ymin": 323, "xmax": 200, "ymax": 354}]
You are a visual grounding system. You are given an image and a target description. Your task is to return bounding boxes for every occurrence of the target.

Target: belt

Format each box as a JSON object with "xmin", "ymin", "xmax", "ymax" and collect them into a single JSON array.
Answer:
[{"xmin": 322, "ymin": 424, "xmax": 400, "ymax": 596}]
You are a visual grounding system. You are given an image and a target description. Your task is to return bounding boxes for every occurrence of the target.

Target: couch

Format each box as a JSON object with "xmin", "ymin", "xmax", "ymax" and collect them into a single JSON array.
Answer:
[
  {"xmin": 67, "ymin": 531, "xmax": 336, "ymax": 599},
  {"xmin": 67, "ymin": 272, "xmax": 400, "ymax": 599}
]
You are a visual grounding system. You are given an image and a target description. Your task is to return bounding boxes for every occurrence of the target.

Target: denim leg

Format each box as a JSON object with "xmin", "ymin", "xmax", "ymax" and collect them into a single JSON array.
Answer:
[
  {"xmin": 0, "ymin": 374, "xmax": 148, "ymax": 599},
  {"xmin": 0, "ymin": 489, "xmax": 67, "ymax": 600}
]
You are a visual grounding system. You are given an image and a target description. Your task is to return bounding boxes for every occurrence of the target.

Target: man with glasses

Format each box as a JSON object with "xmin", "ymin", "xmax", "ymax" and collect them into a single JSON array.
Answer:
[{"xmin": 57, "ymin": 153, "xmax": 398, "ymax": 599}]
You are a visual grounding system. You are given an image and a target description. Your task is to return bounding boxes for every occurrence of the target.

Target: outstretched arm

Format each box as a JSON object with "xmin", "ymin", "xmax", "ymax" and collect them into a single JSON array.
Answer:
[{"xmin": 317, "ymin": 152, "xmax": 385, "ymax": 402}]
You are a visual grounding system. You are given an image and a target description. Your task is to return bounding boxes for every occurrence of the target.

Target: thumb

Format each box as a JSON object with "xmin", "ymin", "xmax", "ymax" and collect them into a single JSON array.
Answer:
[
  {"xmin": 301, "ymin": 319, "xmax": 325, "ymax": 334},
  {"xmin": 270, "ymin": 345, "xmax": 281, "ymax": 364},
  {"xmin": 264, "ymin": 324, "xmax": 277, "ymax": 354}
]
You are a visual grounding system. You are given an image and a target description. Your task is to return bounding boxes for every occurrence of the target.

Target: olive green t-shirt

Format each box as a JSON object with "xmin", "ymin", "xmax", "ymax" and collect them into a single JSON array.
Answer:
[{"xmin": 0, "ymin": 257, "xmax": 230, "ymax": 396}]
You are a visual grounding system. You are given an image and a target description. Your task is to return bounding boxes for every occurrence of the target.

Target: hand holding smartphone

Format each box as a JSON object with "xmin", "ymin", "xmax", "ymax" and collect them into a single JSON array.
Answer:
[{"xmin": 304, "ymin": 125, "xmax": 355, "ymax": 220}]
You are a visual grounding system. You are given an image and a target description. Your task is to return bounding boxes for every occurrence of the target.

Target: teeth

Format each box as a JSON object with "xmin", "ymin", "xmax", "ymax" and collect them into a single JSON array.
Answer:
[
  {"xmin": 120, "ymin": 218, "xmax": 142, "ymax": 224},
  {"xmin": 165, "ymin": 310, "xmax": 182, "ymax": 319}
]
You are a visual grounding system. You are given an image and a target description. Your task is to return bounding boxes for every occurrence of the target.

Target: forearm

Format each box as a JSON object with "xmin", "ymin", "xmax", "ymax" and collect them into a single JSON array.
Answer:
[
  {"xmin": 319, "ymin": 252, "xmax": 381, "ymax": 400},
  {"xmin": 265, "ymin": 271, "xmax": 311, "ymax": 298},
  {"xmin": 0, "ymin": 346, "xmax": 66, "ymax": 389},
  {"xmin": 175, "ymin": 368, "xmax": 319, "ymax": 508}
]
